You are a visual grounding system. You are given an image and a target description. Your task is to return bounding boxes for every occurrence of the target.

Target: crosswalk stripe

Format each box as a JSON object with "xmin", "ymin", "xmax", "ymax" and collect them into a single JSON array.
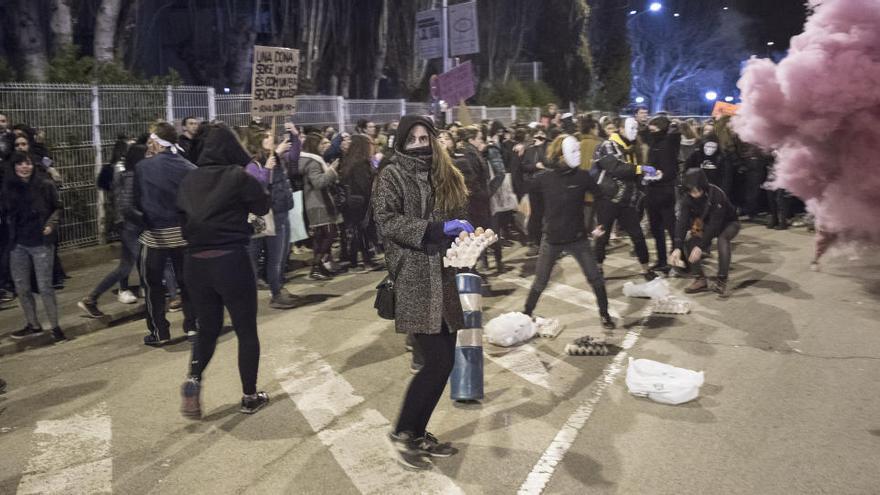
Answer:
[{"xmin": 17, "ymin": 402, "xmax": 112, "ymax": 495}]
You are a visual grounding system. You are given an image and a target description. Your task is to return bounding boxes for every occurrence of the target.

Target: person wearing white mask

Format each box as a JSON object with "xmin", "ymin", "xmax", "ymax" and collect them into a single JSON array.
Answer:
[
  {"xmin": 684, "ymin": 133, "xmax": 727, "ymax": 192},
  {"xmin": 591, "ymin": 117, "xmax": 659, "ymax": 280},
  {"xmin": 523, "ymin": 134, "xmax": 616, "ymax": 330}
]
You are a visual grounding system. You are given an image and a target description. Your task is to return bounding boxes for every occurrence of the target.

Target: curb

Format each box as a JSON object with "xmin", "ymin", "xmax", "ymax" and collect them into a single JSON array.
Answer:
[{"xmin": 0, "ymin": 303, "xmax": 146, "ymax": 358}]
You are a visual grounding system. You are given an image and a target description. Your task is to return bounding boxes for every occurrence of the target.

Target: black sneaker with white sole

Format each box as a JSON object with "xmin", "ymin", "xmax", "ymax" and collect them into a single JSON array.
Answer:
[
  {"xmin": 78, "ymin": 298, "xmax": 105, "ymax": 318},
  {"xmin": 10, "ymin": 326, "xmax": 44, "ymax": 340},
  {"xmin": 240, "ymin": 391, "xmax": 270, "ymax": 414},
  {"xmin": 388, "ymin": 431, "xmax": 432, "ymax": 470},
  {"xmin": 143, "ymin": 334, "xmax": 171, "ymax": 346},
  {"xmin": 415, "ymin": 432, "xmax": 458, "ymax": 458}
]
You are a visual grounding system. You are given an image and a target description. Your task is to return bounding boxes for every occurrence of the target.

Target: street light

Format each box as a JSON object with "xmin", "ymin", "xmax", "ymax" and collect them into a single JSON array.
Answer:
[
  {"xmin": 635, "ymin": 96, "xmax": 646, "ymax": 104},
  {"xmin": 673, "ymin": 12, "xmax": 680, "ymax": 17},
  {"xmin": 767, "ymin": 41, "xmax": 775, "ymax": 46},
  {"xmin": 705, "ymin": 91, "xmax": 718, "ymax": 101},
  {"xmin": 649, "ymin": 2, "xmax": 663, "ymax": 12},
  {"xmin": 724, "ymin": 96, "xmax": 734, "ymax": 102},
  {"xmin": 722, "ymin": 6, "xmax": 729, "ymax": 10},
  {"xmin": 629, "ymin": 10, "xmax": 637, "ymax": 14}
]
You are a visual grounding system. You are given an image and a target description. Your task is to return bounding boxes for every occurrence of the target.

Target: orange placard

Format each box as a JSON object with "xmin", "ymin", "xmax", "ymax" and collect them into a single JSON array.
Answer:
[{"xmin": 712, "ymin": 101, "xmax": 739, "ymax": 118}]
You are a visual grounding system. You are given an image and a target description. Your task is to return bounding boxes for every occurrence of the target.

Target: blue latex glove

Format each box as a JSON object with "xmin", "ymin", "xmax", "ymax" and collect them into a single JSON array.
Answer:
[
  {"xmin": 443, "ymin": 219, "xmax": 475, "ymax": 237},
  {"xmin": 641, "ymin": 165, "xmax": 657, "ymax": 176}
]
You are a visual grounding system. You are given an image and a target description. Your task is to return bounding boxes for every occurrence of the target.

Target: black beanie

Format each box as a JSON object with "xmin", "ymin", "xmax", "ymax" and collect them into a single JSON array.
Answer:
[
  {"xmin": 648, "ymin": 115, "xmax": 670, "ymax": 133},
  {"xmin": 394, "ymin": 115, "xmax": 437, "ymax": 153}
]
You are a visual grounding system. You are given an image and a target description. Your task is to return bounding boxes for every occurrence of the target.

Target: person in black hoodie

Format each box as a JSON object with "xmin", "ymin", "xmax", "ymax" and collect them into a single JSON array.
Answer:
[
  {"xmin": 671, "ymin": 169, "xmax": 740, "ymax": 298},
  {"xmin": 339, "ymin": 134, "xmax": 381, "ymax": 272},
  {"xmin": 524, "ymin": 135, "xmax": 616, "ymax": 329},
  {"xmin": 684, "ymin": 134, "xmax": 730, "ymax": 194},
  {"xmin": 644, "ymin": 115, "xmax": 681, "ymax": 273},
  {"xmin": 176, "ymin": 123, "xmax": 272, "ymax": 419}
]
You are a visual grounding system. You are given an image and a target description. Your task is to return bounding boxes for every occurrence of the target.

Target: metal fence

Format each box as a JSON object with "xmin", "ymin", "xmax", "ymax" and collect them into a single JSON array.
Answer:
[{"xmin": 0, "ymin": 82, "xmax": 608, "ymax": 250}]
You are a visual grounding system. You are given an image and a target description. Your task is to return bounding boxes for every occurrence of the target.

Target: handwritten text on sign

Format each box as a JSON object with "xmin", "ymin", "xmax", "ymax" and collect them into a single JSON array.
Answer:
[{"xmin": 251, "ymin": 45, "xmax": 299, "ymax": 116}]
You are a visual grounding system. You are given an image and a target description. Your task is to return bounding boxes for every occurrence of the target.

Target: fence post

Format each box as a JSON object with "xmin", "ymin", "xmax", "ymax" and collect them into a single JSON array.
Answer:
[
  {"xmin": 336, "ymin": 96, "xmax": 346, "ymax": 133},
  {"xmin": 480, "ymin": 106, "xmax": 487, "ymax": 121},
  {"xmin": 91, "ymin": 86, "xmax": 106, "ymax": 244},
  {"xmin": 511, "ymin": 105, "xmax": 516, "ymax": 122},
  {"xmin": 206, "ymin": 87, "xmax": 216, "ymax": 121},
  {"xmin": 534, "ymin": 107, "xmax": 540, "ymax": 122},
  {"xmin": 532, "ymin": 62, "xmax": 539, "ymax": 82},
  {"xmin": 399, "ymin": 98, "xmax": 407, "ymax": 117},
  {"xmin": 166, "ymin": 85, "xmax": 174, "ymax": 122}
]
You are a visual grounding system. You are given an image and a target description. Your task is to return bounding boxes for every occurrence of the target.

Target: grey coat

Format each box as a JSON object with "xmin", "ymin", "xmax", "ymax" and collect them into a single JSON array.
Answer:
[
  {"xmin": 372, "ymin": 153, "xmax": 465, "ymax": 335},
  {"xmin": 299, "ymin": 152, "xmax": 341, "ymax": 227}
]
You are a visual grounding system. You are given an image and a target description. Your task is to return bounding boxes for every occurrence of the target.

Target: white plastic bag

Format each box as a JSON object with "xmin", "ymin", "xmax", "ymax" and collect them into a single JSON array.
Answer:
[
  {"xmin": 622, "ymin": 278, "xmax": 671, "ymax": 299},
  {"xmin": 484, "ymin": 312, "xmax": 536, "ymax": 347},
  {"xmin": 625, "ymin": 357, "xmax": 704, "ymax": 405}
]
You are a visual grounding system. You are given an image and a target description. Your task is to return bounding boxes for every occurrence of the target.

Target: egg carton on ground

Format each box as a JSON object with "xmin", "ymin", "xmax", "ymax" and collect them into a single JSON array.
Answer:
[{"xmin": 564, "ymin": 335, "xmax": 609, "ymax": 356}]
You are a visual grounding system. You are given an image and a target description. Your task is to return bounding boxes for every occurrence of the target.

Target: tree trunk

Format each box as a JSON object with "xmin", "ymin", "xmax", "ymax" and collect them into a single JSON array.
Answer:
[
  {"xmin": 371, "ymin": 0, "xmax": 389, "ymax": 99},
  {"xmin": 14, "ymin": 0, "xmax": 49, "ymax": 81},
  {"xmin": 94, "ymin": 0, "xmax": 123, "ymax": 63},
  {"xmin": 49, "ymin": 0, "xmax": 74, "ymax": 54},
  {"xmin": 227, "ymin": 0, "xmax": 259, "ymax": 93}
]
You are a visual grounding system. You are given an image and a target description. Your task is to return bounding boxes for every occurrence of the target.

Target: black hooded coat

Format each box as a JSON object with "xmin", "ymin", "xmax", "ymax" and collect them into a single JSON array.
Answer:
[{"xmin": 176, "ymin": 125, "xmax": 270, "ymax": 250}]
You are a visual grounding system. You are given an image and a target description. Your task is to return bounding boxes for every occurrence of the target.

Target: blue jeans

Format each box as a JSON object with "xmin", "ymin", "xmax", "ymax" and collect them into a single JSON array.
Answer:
[
  {"xmin": 90, "ymin": 223, "xmax": 140, "ymax": 300},
  {"xmin": 248, "ymin": 211, "xmax": 290, "ymax": 297},
  {"xmin": 10, "ymin": 243, "xmax": 59, "ymax": 329}
]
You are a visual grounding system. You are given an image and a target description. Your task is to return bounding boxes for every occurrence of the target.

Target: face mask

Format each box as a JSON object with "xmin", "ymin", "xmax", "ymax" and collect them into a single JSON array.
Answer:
[
  {"xmin": 703, "ymin": 142, "xmax": 718, "ymax": 156},
  {"xmin": 562, "ymin": 136, "xmax": 581, "ymax": 168},
  {"xmin": 407, "ymin": 145, "xmax": 432, "ymax": 159},
  {"xmin": 623, "ymin": 118, "xmax": 639, "ymax": 141}
]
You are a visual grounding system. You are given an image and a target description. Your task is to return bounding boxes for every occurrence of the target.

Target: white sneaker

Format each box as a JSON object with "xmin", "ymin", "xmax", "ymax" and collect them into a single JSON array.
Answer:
[{"xmin": 117, "ymin": 290, "xmax": 137, "ymax": 304}]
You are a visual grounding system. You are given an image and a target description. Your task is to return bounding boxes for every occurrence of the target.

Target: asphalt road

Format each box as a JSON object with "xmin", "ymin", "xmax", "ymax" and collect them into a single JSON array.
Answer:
[{"xmin": 1, "ymin": 224, "xmax": 878, "ymax": 494}]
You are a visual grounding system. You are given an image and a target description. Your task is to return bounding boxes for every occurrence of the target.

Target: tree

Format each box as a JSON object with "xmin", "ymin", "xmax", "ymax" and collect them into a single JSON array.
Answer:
[
  {"xmin": 533, "ymin": 0, "xmax": 592, "ymax": 106},
  {"xmin": 629, "ymin": 0, "xmax": 749, "ymax": 113},
  {"xmin": 14, "ymin": 0, "xmax": 50, "ymax": 81},
  {"xmin": 94, "ymin": 0, "xmax": 123, "ymax": 63},
  {"xmin": 477, "ymin": 0, "xmax": 539, "ymax": 84},
  {"xmin": 49, "ymin": 0, "xmax": 74, "ymax": 54},
  {"xmin": 587, "ymin": 0, "xmax": 631, "ymax": 111}
]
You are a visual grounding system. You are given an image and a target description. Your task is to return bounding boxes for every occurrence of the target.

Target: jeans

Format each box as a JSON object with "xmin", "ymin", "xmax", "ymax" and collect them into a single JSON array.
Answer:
[
  {"xmin": 90, "ymin": 223, "xmax": 140, "ymax": 300},
  {"xmin": 524, "ymin": 237, "xmax": 609, "ymax": 317},
  {"xmin": 186, "ymin": 248, "xmax": 260, "ymax": 395},
  {"xmin": 139, "ymin": 244, "xmax": 196, "ymax": 339},
  {"xmin": 688, "ymin": 221, "xmax": 740, "ymax": 279},
  {"xmin": 395, "ymin": 325, "xmax": 456, "ymax": 437},
  {"xmin": 594, "ymin": 200, "xmax": 650, "ymax": 265},
  {"xmin": 249, "ymin": 212, "xmax": 290, "ymax": 296},
  {"xmin": 10, "ymin": 243, "xmax": 58, "ymax": 329}
]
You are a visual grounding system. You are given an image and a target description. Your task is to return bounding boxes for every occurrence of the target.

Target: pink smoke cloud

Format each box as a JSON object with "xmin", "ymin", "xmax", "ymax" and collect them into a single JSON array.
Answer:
[{"xmin": 733, "ymin": 0, "xmax": 880, "ymax": 240}]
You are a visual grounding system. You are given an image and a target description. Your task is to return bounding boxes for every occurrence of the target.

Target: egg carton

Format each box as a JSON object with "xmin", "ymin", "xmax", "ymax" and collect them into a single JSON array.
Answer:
[
  {"xmin": 651, "ymin": 296, "xmax": 692, "ymax": 315},
  {"xmin": 443, "ymin": 228, "xmax": 499, "ymax": 268},
  {"xmin": 564, "ymin": 335, "xmax": 609, "ymax": 356}
]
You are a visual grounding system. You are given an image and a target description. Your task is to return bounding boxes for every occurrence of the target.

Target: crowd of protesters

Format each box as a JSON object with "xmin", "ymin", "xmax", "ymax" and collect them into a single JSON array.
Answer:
[{"xmin": 0, "ymin": 104, "xmax": 816, "ymax": 457}]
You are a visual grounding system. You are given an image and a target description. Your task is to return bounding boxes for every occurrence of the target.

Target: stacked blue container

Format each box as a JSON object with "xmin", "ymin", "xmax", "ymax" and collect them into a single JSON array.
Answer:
[{"xmin": 449, "ymin": 272, "xmax": 484, "ymax": 401}]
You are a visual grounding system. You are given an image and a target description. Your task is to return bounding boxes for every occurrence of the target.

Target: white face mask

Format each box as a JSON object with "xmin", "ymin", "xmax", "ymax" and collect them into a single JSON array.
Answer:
[
  {"xmin": 623, "ymin": 118, "xmax": 639, "ymax": 141},
  {"xmin": 703, "ymin": 142, "xmax": 718, "ymax": 156},
  {"xmin": 562, "ymin": 136, "xmax": 581, "ymax": 168}
]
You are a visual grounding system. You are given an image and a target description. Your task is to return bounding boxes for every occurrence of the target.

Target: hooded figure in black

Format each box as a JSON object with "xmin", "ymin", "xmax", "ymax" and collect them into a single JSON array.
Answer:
[
  {"xmin": 671, "ymin": 169, "xmax": 739, "ymax": 298},
  {"xmin": 176, "ymin": 123, "xmax": 272, "ymax": 420},
  {"xmin": 684, "ymin": 134, "xmax": 730, "ymax": 194},
  {"xmin": 644, "ymin": 115, "xmax": 681, "ymax": 272}
]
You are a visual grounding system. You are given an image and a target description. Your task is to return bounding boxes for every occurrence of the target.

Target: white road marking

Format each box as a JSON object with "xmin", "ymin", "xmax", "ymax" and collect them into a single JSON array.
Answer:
[
  {"xmin": 500, "ymin": 275, "xmax": 628, "ymax": 318},
  {"xmin": 17, "ymin": 402, "xmax": 112, "ymax": 495},
  {"xmin": 275, "ymin": 338, "xmax": 463, "ymax": 495},
  {"xmin": 485, "ymin": 345, "xmax": 581, "ymax": 396}
]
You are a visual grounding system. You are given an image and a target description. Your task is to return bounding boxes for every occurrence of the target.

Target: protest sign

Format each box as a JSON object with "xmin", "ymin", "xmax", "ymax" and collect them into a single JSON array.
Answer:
[
  {"xmin": 251, "ymin": 45, "xmax": 299, "ymax": 117},
  {"xmin": 436, "ymin": 61, "xmax": 476, "ymax": 105},
  {"xmin": 712, "ymin": 101, "xmax": 739, "ymax": 118}
]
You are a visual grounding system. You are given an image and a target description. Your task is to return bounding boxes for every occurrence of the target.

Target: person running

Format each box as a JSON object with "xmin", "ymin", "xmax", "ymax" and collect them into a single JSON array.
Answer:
[
  {"xmin": 373, "ymin": 115, "xmax": 471, "ymax": 470},
  {"xmin": 670, "ymin": 169, "xmax": 740, "ymax": 298},
  {"xmin": 591, "ymin": 117, "xmax": 657, "ymax": 280},
  {"xmin": 1, "ymin": 152, "xmax": 66, "ymax": 342},
  {"xmin": 524, "ymin": 134, "xmax": 616, "ymax": 329},
  {"xmin": 131, "ymin": 122, "xmax": 198, "ymax": 346},
  {"xmin": 78, "ymin": 144, "xmax": 146, "ymax": 317},
  {"xmin": 177, "ymin": 123, "xmax": 272, "ymax": 418}
]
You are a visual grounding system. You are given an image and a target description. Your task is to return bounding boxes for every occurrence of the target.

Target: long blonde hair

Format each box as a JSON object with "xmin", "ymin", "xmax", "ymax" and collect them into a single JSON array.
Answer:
[
  {"xmin": 545, "ymin": 134, "xmax": 567, "ymax": 165},
  {"xmin": 431, "ymin": 137, "xmax": 469, "ymax": 213}
]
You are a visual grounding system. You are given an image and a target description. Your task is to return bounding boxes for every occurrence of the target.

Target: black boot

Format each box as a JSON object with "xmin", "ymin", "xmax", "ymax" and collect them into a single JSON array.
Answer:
[{"xmin": 592, "ymin": 285, "xmax": 615, "ymax": 329}]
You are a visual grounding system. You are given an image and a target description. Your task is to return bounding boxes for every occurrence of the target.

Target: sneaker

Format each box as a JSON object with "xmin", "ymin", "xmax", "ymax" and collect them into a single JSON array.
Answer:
[
  {"xmin": 78, "ymin": 298, "xmax": 105, "ymax": 318},
  {"xmin": 410, "ymin": 361, "xmax": 423, "ymax": 375},
  {"xmin": 404, "ymin": 343, "xmax": 414, "ymax": 352},
  {"xmin": 256, "ymin": 279, "xmax": 271, "ymax": 291},
  {"xmin": 323, "ymin": 261, "xmax": 348, "ymax": 275},
  {"xmin": 308, "ymin": 265, "xmax": 331, "ymax": 281},
  {"xmin": 10, "ymin": 326, "xmax": 44, "ymax": 340},
  {"xmin": 240, "ymin": 391, "xmax": 270, "ymax": 414},
  {"xmin": 684, "ymin": 277, "xmax": 708, "ymax": 294},
  {"xmin": 144, "ymin": 334, "xmax": 171, "ymax": 346},
  {"xmin": 388, "ymin": 431, "xmax": 433, "ymax": 471},
  {"xmin": 269, "ymin": 290, "xmax": 300, "ymax": 309},
  {"xmin": 650, "ymin": 263, "xmax": 671, "ymax": 274},
  {"xmin": 292, "ymin": 245, "xmax": 305, "ymax": 256},
  {"xmin": 168, "ymin": 297, "xmax": 182, "ymax": 312},
  {"xmin": 185, "ymin": 329, "xmax": 198, "ymax": 343},
  {"xmin": 642, "ymin": 270, "xmax": 658, "ymax": 281},
  {"xmin": 117, "ymin": 290, "xmax": 137, "ymax": 304},
  {"xmin": 349, "ymin": 264, "xmax": 370, "ymax": 274},
  {"xmin": 600, "ymin": 313, "xmax": 616, "ymax": 330},
  {"xmin": 181, "ymin": 378, "xmax": 202, "ymax": 419},
  {"xmin": 51, "ymin": 327, "xmax": 68, "ymax": 343},
  {"xmin": 712, "ymin": 278, "xmax": 730, "ymax": 299},
  {"xmin": 415, "ymin": 432, "xmax": 458, "ymax": 457},
  {"xmin": 0, "ymin": 290, "xmax": 14, "ymax": 303}
]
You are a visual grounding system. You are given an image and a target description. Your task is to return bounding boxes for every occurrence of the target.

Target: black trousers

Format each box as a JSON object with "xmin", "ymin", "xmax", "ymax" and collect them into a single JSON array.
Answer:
[
  {"xmin": 527, "ymin": 194, "xmax": 545, "ymax": 246},
  {"xmin": 766, "ymin": 188, "xmax": 790, "ymax": 225},
  {"xmin": 646, "ymin": 186, "xmax": 677, "ymax": 265},
  {"xmin": 742, "ymin": 167, "xmax": 765, "ymax": 217},
  {"xmin": 395, "ymin": 324, "xmax": 456, "ymax": 437},
  {"xmin": 594, "ymin": 201, "xmax": 650, "ymax": 265},
  {"xmin": 688, "ymin": 222, "xmax": 740, "ymax": 279},
  {"xmin": 139, "ymin": 244, "xmax": 196, "ymax": 339},
  {"xmin": 0, "ymin": 229, "xmax": 10, "ymax": 290},
  {"xmin": 344, "ymin": 221, "xmax": 373, "ymax": 266},
  {"xmin": 185, "ymin": 247, "xmax": 260, "ymax": 395},
  {"xmin": 524, "ymin": 237, "xmax": 609, "ymax": 317}
]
